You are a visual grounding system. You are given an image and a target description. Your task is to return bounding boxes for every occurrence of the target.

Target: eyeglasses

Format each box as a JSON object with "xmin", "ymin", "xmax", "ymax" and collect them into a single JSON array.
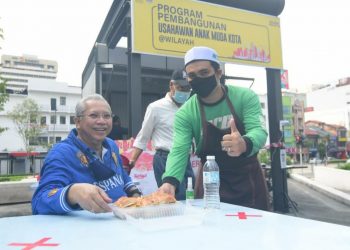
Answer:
[{"xmin": 78, "ymin": 113, "xmax": 114, "ymax": 120}]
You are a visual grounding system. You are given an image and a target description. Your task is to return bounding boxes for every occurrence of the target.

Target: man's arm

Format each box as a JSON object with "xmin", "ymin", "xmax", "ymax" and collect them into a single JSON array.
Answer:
[
  {"xmin": 129, "ymin": 147, "xmax": 143, "ymax": 168},
  {"xmin": 31, "ymin": 150, "xmax": 81, "ymax": 215},
  {"xmin": 241, "ymin": 90, "xmax": 268, "ymax": 155},
  {"xmin": 160, "ymin": 109, "xmax": 193, "ymax": 191},
  {"xmin": 131, "ymin": 103, "xmax": 156, "ymax": 166},
  {"xmin": 32, "ymin": 148, "xmax": 112, "ymax": 215}
]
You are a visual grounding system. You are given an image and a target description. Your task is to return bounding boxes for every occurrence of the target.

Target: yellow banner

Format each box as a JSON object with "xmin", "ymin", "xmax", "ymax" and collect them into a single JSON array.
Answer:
[{"xmin": 132, "ymin": 0, "xmax": 283, "ymax": 69}]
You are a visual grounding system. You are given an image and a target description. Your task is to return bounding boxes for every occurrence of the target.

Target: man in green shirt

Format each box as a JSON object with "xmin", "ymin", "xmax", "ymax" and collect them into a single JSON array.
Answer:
[{"xmin": 159, "ymin": 46, "xmax": 269, "ymax": 210}]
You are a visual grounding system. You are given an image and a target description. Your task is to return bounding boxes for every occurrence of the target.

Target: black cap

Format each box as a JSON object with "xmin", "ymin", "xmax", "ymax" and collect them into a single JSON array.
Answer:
[{"xmin": 171, "ymin": 69, "xmax": 190, "ymax": 87}]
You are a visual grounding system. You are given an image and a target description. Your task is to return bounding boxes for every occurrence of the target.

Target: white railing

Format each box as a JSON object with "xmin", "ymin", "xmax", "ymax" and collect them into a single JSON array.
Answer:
[
  {"xmin": 44, "ymin": 124, "xmax": 75, "ymax": 132},
  {"xmin": 39, "ymin": 105, "xmax": 75, "ymax": 113}
]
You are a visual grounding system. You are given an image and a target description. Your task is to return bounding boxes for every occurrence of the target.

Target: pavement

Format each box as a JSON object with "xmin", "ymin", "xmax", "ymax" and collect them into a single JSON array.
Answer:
[
  {"xmin": 1, "ymin": 164, "xmax": 350, "ymax": 227},
  {"xmin": 286, "ymin": 178, "xmax": 350, "ymax": 226},
  {"xmin": 285, "ymin": 164, "xmax": 350, "ymax": 227}
]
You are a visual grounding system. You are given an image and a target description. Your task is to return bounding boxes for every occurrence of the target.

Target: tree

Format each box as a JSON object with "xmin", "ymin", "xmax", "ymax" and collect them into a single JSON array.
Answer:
[
  {"xmin": 0, "ymin": 76, "xmax": 9, "ymax": 134},
  {"xmin": 258, "ymin": 149, "xmax": 271, "ymax": 165},
  {"xmin": 0, "ymin": 25, "xmax": 4, "ymax": 48},
  {"xmin": 0, "ymin": 24, "xmax": 10, "ymax": 135},
  {"xmin": 317, "ymin": 142, "xmax": 326, "ymax": 160},
  {"xmin": 7, "ymin": 98, "xmax": 43, "ymax": 161}
]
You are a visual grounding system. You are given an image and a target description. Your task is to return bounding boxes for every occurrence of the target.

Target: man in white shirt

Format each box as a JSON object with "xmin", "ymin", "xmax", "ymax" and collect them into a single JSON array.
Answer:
[{"xmin": 129, "ymin": 69, "xmax": 194, "ymax": 200}]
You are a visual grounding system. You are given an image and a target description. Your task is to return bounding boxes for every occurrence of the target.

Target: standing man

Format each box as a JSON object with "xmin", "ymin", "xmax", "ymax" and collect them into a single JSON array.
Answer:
[
  {"xmin": 107, "ymin": 115, "xmax": 128, "ymax": 140},
  {"xmin": 129, "ymin": 69, "xmax": 194, "ymax": 200},
  {"xmin": 32, "ymin": 94, "xmax": 141, "ymax": 215},
  {"xmin": 160, "ymin": 47, "xmax": 269, "ymax": 210}
]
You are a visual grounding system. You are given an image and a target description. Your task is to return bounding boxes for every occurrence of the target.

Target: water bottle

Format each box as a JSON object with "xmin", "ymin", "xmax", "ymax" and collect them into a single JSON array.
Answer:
[{"xmin": 203, "ymin": 155, "xmax": 220, "ymax": 209}]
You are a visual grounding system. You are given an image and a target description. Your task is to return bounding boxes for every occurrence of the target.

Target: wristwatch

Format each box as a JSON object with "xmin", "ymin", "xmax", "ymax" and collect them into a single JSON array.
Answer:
[{"xmin": 129, "ymin": 160, "xmax": 135, "ymax": 168}]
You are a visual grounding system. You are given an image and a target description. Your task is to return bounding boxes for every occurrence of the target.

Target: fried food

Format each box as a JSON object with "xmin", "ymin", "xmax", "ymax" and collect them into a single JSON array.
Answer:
[
  {"xmin": 114, "ymin": 192, "xmax": 176, "ymax": 208},
  {"xmin": 114, "ymin": 196, "xmax": 141, "ymax": 208}
]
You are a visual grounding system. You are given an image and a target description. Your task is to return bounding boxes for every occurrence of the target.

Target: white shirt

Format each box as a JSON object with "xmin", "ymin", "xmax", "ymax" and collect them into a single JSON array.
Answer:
[{"xmin": 133, "ymin": 93, "xmax": 179, "ymax": 152}]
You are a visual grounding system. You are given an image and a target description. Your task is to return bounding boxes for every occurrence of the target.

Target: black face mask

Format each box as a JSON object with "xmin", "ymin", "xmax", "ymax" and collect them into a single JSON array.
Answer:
[{"xmin": 189, "ymin": 74, "xmax": 218, "ymax": 98}]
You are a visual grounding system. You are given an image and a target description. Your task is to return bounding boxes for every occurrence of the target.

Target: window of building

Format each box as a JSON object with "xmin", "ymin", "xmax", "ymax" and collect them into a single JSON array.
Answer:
[
  {"xmin": 339, "ymin": 130, "xmax": 346, "ymax": 138},
  {"xmin": 5, "ymin": 85, "xmax": 28, "ymax": 95},
  {"xmin": 29, "ymin": 136, "xmax": 48, "ymax": 146},
  {"xmin": 70, "ymin": 116, "xmax": 75, "ymax": 124},
  {"xmin": 38, "ymin": 137, "xmax": 48, "ymax": 145},
  {"xmin": 260, "ymin": 102, "xmax": 265, "ymax": 109},
  {"xmin": 60, "ymin": 96, "xmax": 66, "ymax": 106},
  {"xmin": 29, "ymin": 137, "xmax": 38, "ymax": 146},
  {"xmin": 50, "ymin": 98, "xmax": 57, "ymax": 111},
  {"xmin": 60, "ymin": 116, "xmax": 66, "ymax": 125},
  {"xmin": 48, "ymin": 65, "xmax": 55, "ymax": 70},
  {"xmin": 40, "ymin": 116, "xmax": 46, "ymax": 125},
  {"xmin": 50, "ymin": 115, "xmax": 56, "ymax": 124},
  {"xmin": 49, "ymin": 137, "xmax": 62, "ymax": 144}
]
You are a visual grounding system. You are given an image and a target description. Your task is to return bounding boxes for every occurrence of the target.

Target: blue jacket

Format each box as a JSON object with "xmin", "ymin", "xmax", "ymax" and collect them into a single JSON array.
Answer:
[{"xmin": 32, "ymin": 129, "xmax": 139, "ymax": 215}]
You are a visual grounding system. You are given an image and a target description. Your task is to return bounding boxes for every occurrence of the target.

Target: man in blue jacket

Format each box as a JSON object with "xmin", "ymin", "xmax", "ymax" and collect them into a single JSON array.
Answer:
[{"xmin": 32, "ymin": 94, "xmax": 140, "ymax": 215}]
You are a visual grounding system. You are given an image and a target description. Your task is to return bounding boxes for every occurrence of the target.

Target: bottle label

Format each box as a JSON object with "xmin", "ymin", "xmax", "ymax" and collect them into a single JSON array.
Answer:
[
  {"xmin": 186, "ymin": 190, "xmax": 194, "ymax": 200},
  {"xmin": 203, "ymin": 172, "xmax": 219, "ymax": 184}
]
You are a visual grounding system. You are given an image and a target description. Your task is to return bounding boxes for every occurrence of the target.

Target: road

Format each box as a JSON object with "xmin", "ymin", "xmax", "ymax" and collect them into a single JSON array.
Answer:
[{"xmin": 286, "ymin": 178, "xmax": 350, "ymax": 227}]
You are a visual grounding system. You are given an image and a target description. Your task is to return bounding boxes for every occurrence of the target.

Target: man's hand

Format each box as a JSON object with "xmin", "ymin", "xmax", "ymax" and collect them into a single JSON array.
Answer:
[
  {"xmin": 221, "ymin": 119, "xmax": 247, "ymax": 157},
  {"xmin": 158, "ymin": 183, "xmax": 176, "ymax": 197},
  {"xmin": 67, "ymin": 183, "xmax": 112, "ymax": 214}
]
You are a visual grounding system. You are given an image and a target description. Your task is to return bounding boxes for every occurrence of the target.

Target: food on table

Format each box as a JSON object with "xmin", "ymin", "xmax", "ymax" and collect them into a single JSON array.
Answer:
[{"xmin": 114, "ymin": 192, "xmax": 176, "ymax": 208}]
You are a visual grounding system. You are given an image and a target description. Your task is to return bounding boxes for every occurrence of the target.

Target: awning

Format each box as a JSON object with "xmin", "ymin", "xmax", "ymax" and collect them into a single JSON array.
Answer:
[{"xmin": 9, "ymin": 151, "xmax": 40, "ymax": 157}]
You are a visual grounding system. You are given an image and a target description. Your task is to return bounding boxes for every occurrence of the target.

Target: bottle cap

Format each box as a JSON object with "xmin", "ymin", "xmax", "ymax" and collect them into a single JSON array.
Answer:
[
  {"xmin": 187, "ymin": 177, "xmax": 193, "ymax": 189},
  {"xmin": 206, "ymin": 155, "xmax": 215, "ymax": 160}
]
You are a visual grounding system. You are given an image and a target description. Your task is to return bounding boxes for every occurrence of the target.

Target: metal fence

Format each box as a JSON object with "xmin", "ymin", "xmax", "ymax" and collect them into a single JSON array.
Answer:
[{"xmin": 0, "ymin": 153, "xmax": 47, "ymax": 176}]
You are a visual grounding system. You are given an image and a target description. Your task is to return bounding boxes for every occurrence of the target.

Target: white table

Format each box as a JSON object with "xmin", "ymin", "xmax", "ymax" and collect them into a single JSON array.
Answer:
[{"xmin": 1, "ymin": 200, "xmax": 349, "ymax": 250}]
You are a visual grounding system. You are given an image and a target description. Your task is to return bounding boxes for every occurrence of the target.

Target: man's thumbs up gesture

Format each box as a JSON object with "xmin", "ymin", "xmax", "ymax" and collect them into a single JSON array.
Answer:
[{"xmin": 221, "ymin": 118, "xmax": 247, "ymax": 157}]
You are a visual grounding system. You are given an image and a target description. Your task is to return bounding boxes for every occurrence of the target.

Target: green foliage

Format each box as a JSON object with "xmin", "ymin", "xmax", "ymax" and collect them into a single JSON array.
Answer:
[
  {"xmin": 258, "ymin": 149, "xmax": 270, "ymax": 164},
  {"xmin": 7, "ymin": 98, "xmax": 42, "ymax": 153},
  {"xmin": 0, "ymin": 76, "xmax": 9, "ymax": 134},
  {"xmin": 0, "ymin": 25, "xmax": 9, "ymax": 134},
  {"xmin": 0, "ymin": 175, "xmax": 29, "ymax": 182},
  {"xmin": 338, "ymin": 162, "xmax": 350, "ymax": 171},
  {"xmin": 0, "ymin": 26, "xmax": 3, "ymax": 48},
  {"xmin": 317, "ymin": 142, "xmax": 326, "ymax": 159},
  {"xmin": 329, "ymin": 159, "xmax": 346, "ymax": 164},
  {"xmin": 302, "ymin": 139, "xmax": 313, "ymax": 148}
]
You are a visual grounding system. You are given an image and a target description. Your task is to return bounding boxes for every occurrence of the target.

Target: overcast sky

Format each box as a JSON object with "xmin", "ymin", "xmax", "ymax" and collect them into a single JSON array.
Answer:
[{"xmin": 1, "ymin": 0, "xmax": 349, "ymax": 94}]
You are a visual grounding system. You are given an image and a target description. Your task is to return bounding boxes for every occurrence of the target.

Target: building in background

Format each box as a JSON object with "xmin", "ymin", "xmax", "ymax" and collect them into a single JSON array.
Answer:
[
  {"xmin": 306, "ymin": 77, "xmax": 350, "ymax": 137},
  {"xmin": 0, "ymin": 54, "xmax": 81, "ymax": 174},
  {"xmin": 279, "ymin": 90, "xmax": 306, "ymax": 160},
  {"xmin": 1, "ymin": 54, "xmax": 57, "ymax": 83},
  {"xmin": 305, "ymin": 120, "xmax": 347, "ymax": 159}
]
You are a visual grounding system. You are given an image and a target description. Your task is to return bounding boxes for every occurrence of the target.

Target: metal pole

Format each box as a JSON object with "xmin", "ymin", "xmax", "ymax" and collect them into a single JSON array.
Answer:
[
  {"xmin": 266, "ymin": 68, "xmax": 289, "ymax": 213},
  {"xmin": 126, "ymin": 17, "xmax": 142, "ymax": 137}
]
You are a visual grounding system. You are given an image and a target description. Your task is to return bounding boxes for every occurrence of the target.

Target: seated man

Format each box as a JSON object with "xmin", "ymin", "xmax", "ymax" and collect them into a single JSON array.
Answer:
[{"xmin": 32, "ymin": 94, "xmax": 141, "ymax": 215}]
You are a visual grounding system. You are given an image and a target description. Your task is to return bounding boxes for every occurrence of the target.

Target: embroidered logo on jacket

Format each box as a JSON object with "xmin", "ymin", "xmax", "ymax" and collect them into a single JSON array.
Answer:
[
  {"xmin": 77, "ymin": 151, "xmax": 88, "ymax": 167},
  {"xmin": 112, "ymin": 152, "xmax": 119, "ymax": 167},
  {"xmin": 48, "ymin": 188, "xmax": 58, "ymax": 197}
]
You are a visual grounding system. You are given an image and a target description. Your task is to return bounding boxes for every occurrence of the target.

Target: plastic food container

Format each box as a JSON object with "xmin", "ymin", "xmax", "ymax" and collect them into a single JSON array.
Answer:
[{"xmin": 111, "ymin": 202, "xmax": 206, "ymax": 231}]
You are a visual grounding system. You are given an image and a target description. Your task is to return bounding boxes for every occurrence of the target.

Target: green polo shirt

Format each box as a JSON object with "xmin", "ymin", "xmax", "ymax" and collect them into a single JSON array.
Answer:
[{"xmin": 163, "ymin": 85, "xmax": 267, "ymax": 185}]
